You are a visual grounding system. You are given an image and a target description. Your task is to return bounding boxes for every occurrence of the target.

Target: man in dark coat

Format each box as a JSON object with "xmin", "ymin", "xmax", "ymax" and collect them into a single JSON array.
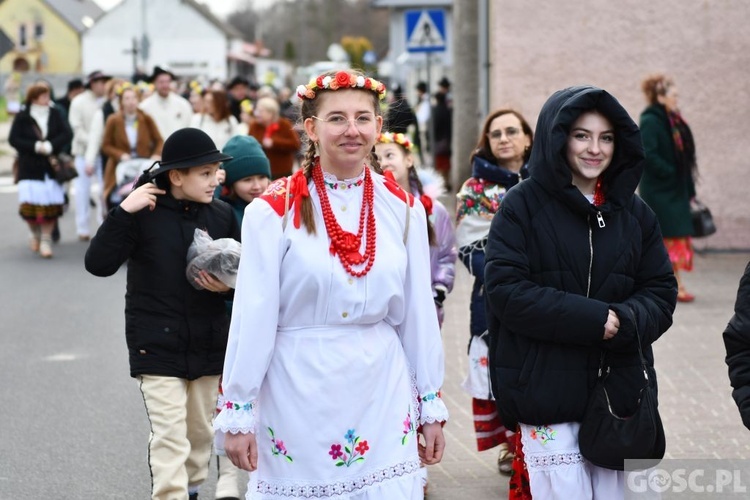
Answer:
[
  {"xmin": 384, "ymin": 84, "xmax": 421, "ymax": 159},
  {"xmin": 227, "ymin": 75, "xmax": 250, "ymax": 121},
  {"xmin": 724, "ymin": 262, "xmax": 750, "ymax": 429},
  {"xmin": 54, "ymin": 78, "xmax": 85, "ymax": 117},
  {"xmin": 484, "ymin": 87, "xmax": 677, "ymax": 490}
]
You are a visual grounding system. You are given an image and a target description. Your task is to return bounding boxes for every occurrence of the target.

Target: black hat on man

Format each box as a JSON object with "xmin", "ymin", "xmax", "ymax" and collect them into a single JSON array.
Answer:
[
  {"xmin": 227, "ymin": 75, "xmax": 250, "ymax": 90},
  {"xmin": 67, "ymin": 78, "xmax": 85, "ymax": 92},
  {"xmin": 144, "ymin": 128, "xmax": 233, "ymax": 182},
  {"xmin": 438, "ymin": 77, "xmax": 451, "ymax": 89},
  {"xmin": 149, "ymin": 65, "xmax": 176, "ymax": 83},
  {"xmin": 86, "ymin": 70, "xmax": 112, "ymax": 88}
]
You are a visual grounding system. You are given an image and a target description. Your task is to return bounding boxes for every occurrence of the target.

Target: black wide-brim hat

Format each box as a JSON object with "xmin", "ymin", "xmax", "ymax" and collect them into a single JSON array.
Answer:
[
  {"xmin": 149, "ymin": 65, "xmax": 177, "ymax": 83},
  {"xmin": 142, "ymin": 128, "xmax": 232, "ymax": 181},
  {"xmin": 85, "ymin": 70, "xmax": 112, "ymax": 88}
]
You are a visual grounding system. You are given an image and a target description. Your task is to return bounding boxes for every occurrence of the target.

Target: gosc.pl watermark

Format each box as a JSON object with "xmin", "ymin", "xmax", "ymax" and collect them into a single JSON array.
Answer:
[{"xmin": 625, "ymin": 460, "xmax": 749, "ymax": 498}]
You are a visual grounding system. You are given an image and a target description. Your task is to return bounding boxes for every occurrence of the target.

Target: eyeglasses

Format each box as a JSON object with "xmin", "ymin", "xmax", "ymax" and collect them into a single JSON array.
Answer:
[
  {"xmin": 312, "ymin": 114, "xmax": 376, "ymax": 134},
  {"xmin": 487, "ymin": 127, "xmax": 522, "ymax": 140}
]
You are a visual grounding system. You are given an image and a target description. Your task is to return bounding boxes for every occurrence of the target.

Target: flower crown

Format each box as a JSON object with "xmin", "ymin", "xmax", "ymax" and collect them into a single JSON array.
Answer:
[
  {"xmin": 136, "ymin": 81, "xmax": 153, "ymax": 93},
  {"xmin": 296, "ymin": 71, "xmax": 387, "ymax": 101},
  {"xmin": 189, "ymin": 80, "xmax": 203, "ymax": 94},
  {"xmin": 240, "ymin": 99, "xmax": 253, "ymax": 114},
  {"xmin": 115, "ymin": 81, "xmax": 135, "ymax": 96},
  {"xmin": 377, "ymin": 132, "xmax": 413, "ymax": 152}
]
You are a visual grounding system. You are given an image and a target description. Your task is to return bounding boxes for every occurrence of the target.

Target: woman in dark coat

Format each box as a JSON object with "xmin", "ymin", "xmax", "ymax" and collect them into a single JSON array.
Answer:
[
  {"xmin": 724, "ymin": 262, "xmax": 750, "ymax": 430},
  {"xmin": 9, "ymin": 82, "xmax": 73, "ymax": 258},
  {"xmin": 431, "ymin": 92, "xmax": 452, "ymax": 188},
  {"xmin": 484, "ymin": 86, "xmax": 677, "ymax": 497},
  {"xmin": 638, "ymin": 74, "xmax": 699, "ymax": 302}
]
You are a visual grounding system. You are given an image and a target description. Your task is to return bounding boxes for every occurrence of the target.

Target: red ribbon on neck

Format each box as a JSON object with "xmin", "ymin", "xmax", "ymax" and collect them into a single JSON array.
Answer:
[{"xmin": 420, "ymin": 194, "xmax": 433, "ymax": 216}]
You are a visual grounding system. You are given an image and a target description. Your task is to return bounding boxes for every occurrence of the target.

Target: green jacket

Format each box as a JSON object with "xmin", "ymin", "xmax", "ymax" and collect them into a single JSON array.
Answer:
[{"xmin": 638, "ymin": 104, "xmax": 695, "ymax": 237}]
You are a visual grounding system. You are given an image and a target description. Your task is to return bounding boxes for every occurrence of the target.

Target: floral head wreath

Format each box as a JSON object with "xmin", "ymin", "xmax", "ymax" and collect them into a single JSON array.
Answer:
[
  {"xmin": 115, "ymin": 81, "xmax": 135, "ymax": 96},
  {"xmin": 377, "ymin": 132, "xmax": 413, "ymax": 152},
  {"xmin": 296, "ymin": 71, "xmax": 387, "ymax": 101},
  {"xmin": 136, "ymin": 81, "xmax": 153, "ymax": 93},
  {"xmin": 189, "ymin": 80, "xmax": 203, "ymax": 95},
  {"xmin": 240, "ymin": 99, "xmax": 253, "ymax": 114}
]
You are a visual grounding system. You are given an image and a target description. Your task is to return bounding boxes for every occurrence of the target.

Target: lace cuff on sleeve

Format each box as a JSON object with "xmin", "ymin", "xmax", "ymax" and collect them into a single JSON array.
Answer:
[
  {"xmin": 212, "ymin": 399, "xmax": 258, "ymax": 435},
  {"xmin": 418, "ymin": 391, "xmax": 449, "ymax": 425}
]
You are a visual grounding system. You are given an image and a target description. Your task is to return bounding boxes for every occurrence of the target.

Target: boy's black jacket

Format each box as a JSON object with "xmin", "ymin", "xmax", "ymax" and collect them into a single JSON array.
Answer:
[{"xmin": 85, "ymin": 195, "xmax": 241, "ymax": 379}]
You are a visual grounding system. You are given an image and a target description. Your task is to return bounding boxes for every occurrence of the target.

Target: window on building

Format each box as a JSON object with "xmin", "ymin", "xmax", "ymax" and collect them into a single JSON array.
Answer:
[
  {"xmin": 18, "ymin": 24, "xmax": 27, "ymax": 49},
  {"xmin": 34, "ymin": 22, "xmax": 44, "ymax": 41}
]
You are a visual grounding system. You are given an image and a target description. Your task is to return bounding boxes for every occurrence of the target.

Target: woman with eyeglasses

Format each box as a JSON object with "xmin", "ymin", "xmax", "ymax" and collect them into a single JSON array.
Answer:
[
  {"xmin": 456, "ymin": 109, "xmax": 533, "ymax": 475},
  {"xmin": 248, "ymin": 96, "xmax": 301, "ymax": 179},
  {"xmin": 216, "ymin": 70, "xmax": 447, "ymax": 499}
]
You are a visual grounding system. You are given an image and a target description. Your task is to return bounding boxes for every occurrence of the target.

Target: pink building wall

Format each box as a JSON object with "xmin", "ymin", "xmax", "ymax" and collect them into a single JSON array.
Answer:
[{"xmin": 488, "ymin": 0, "xmax": 750, "ymax": 249}]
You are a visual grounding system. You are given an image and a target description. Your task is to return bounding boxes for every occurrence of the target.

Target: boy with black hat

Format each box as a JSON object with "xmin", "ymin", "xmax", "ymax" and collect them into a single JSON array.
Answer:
[{"xmin": 85, "ymin": 128, "xmax": 240, "ymax": 500}]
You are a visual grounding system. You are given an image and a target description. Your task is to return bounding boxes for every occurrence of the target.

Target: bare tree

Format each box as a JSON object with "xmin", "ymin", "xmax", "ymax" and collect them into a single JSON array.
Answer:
[{"xmin": 226, "ymin": 0, "xmax": 388, "ymax": 67}]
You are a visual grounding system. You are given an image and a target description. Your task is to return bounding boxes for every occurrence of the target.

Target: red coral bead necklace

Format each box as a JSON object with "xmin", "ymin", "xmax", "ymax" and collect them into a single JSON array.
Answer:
[{"xmin": 311, "ymin": 160, "xmax": 376, "ymax": 278}]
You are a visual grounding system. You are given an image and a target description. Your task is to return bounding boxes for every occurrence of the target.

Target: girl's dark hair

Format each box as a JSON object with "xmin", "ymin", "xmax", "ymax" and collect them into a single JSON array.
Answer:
[
  {"xmin": 297, "ymin": 69, "xmax": 383, "ymax": 235},
  {"xmin": 472, "ymin": 109, "xmax": 534, "ymax": 164},
  {"xmin": 207, "ymin": 89, "xmax": 232, "ymax": 122}
]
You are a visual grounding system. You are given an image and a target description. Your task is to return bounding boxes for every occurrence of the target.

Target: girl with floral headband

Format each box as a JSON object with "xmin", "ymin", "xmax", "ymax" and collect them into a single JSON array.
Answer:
[
  {"xmin": 375, "ymin": 132, "xmax": 457, "ymax": 328},
  {"xmin": 215, "ymin": 69, "xmax": 448, "ymax": 499}
]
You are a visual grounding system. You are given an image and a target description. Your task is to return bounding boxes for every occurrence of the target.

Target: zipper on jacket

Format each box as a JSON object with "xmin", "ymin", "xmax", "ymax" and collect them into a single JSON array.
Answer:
[
  {"xmin": 596, "ymin": 211, "xmax": 605, "ymax": 228},
  {"xmin": 587, "ymin": 215, "xmax": 593, "ymax": 297}
]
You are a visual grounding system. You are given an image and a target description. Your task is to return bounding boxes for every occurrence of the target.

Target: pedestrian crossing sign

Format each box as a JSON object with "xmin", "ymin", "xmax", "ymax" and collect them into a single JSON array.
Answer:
[{"xmin": 405, "ymin": 9, "xmax": 446, "ymax": 53}]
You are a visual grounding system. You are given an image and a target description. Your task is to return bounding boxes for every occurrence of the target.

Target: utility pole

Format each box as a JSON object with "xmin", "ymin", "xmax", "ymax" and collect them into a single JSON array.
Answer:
[
  {"xmin": 124, "ymin": 37, "xmax": 139, "ymax": 77},
  {"xmin": 452, "ymin": 0, "xmax": 480, "ymax": 189},
  {"xmin": 140, "ymin": 0, "xmax": 149, "ymax": 69}
]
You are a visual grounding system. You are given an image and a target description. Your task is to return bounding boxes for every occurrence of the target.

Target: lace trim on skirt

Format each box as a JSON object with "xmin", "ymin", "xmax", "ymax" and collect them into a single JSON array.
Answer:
[{"xmin": 255, "ymin": 458, "xmax": 421, "ymax": 498}]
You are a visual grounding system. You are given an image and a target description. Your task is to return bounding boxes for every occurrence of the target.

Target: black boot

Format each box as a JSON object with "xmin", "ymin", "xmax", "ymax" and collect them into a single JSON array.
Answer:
[{"xmin": 51, "ymin": 221, "xmax": 61, "ymax": 243}]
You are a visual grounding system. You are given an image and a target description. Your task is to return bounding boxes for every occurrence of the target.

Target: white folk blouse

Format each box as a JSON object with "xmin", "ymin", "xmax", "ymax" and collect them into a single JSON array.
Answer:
[{"xmin": 215, "ymin": 169, "xmax": 448, "ymax": 499}]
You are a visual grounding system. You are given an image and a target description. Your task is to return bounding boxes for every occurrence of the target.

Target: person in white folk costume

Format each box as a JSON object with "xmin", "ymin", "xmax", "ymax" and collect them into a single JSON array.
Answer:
[{"xmin": 215, "ymin": 69, "xmax": 448, "ymax": 499}]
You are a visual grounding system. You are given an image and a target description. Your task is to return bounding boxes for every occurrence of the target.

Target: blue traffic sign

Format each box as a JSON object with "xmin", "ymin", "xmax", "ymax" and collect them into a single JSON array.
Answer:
[{"xmin": 405, "ymin": 9, "xmax": 446, "ymax": 53}]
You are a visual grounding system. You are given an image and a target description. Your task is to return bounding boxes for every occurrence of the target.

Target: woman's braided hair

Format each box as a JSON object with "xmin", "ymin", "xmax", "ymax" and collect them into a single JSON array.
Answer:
[{"xmin": 296, "ymin": 69, "xmax": 384, "ymax": 235}]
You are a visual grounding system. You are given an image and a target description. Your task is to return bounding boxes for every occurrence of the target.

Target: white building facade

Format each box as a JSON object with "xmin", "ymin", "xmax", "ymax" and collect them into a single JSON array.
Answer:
[{"xmin": 82, "ymin": 0, "xmax": 239, "ymax": 80}]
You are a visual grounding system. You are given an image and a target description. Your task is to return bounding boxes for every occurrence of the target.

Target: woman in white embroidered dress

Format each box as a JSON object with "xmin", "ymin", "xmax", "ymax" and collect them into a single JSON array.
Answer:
[{"xmin": 215, "ymin": 70, "xmax": 448, "ymax": 499}]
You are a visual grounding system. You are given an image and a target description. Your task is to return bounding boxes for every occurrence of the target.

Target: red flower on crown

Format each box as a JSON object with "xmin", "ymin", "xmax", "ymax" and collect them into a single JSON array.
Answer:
[{"xmin": 335, "ymin": 71, "xmax": 351, "ymax": 88}]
